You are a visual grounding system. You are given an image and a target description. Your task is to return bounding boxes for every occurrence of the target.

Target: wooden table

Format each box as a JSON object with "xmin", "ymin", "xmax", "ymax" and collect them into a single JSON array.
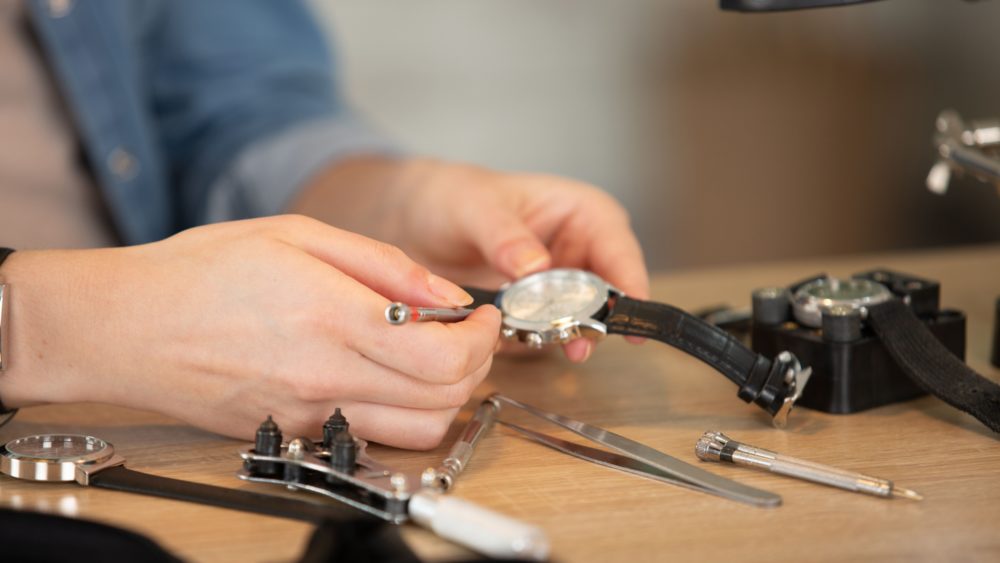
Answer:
[{"xmin": 2, "ymin": 244, "xmax": 998, "ymax": 562}]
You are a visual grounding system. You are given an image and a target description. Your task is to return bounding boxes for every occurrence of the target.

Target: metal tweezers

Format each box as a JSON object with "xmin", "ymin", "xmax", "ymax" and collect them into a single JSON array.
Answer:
[{"xmin": 489, "ymin": 393, "xmax": 781, "ymax": 508}]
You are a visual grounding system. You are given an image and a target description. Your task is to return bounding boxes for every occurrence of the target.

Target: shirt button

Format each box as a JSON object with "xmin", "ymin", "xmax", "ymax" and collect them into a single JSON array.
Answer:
[
  {"xmin": 107, "ymin": 147, "xmax": 139, "ymax": 181},
  {"xmin": 47, "ymin": 0, "xmax": 73, "ymax": 18}
]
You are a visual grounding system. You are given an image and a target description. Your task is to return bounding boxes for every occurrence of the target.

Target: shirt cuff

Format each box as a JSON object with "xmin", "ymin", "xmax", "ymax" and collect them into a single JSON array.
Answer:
[{"xmin": 204, "ymin": 114, "xmax": 399, "ymax": 223}]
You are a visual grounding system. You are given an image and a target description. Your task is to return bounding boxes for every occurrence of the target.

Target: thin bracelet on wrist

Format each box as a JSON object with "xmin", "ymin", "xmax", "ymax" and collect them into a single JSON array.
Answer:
[{"xmin": 0, "ymin": 247, "xmax": 18, "ymax": 426}]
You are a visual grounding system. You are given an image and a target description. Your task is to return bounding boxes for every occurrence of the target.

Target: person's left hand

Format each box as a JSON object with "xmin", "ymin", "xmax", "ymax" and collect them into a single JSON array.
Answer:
[{"xmin": 292, "ymin": 156, "xmax": 650, "ymax": 362}]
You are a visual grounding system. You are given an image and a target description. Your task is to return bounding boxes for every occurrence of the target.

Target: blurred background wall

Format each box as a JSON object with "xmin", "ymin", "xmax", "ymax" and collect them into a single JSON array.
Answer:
[{"xmin": 310, "ymin": 0, "xmax": 1000, "ymax": 270}]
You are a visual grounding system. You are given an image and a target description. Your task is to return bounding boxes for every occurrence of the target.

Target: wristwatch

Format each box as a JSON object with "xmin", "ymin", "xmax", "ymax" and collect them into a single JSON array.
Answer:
[
  {"xmin": 790, "ymin": 277, "xmax": 892, "ymax": 329},
  {"xmin": 0, "ymin": 434, "xmax": 361, "ymax": 522},
  {"xmin": 790, "ymin": 275, "xmax": 1000, "ymax": 433},
  {"xmin": 466, "ymin": 269, "xmax": 812, "ymax": 427}
]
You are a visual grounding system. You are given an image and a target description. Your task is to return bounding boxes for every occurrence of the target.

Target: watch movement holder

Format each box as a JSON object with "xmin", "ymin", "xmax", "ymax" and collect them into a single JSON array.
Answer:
[{"xmin": 750, "ymin": 270, "xmax": 966, "ymax": 414}]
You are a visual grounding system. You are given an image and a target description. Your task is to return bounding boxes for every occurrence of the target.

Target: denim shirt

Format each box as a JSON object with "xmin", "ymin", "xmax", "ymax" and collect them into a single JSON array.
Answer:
[{"xmin": 27, "ymin": 0, "xmax": 392, "ymax": 245}]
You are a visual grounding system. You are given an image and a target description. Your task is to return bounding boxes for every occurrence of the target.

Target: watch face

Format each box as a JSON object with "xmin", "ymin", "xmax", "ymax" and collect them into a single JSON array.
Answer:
[
  {"xmin": 1, "ymin": 434, "xmax": 116, "ymax": 483},
  {"xmin": 792, "ymin": 278, "xmax": 893, "ymax": 328},
  {"xmin": 4, "ymin": 435, "xmax": 111, "ymax": 463},
  {"xmin": 501, "ymin": 269, "xmax": 608, "ymax": 324}
]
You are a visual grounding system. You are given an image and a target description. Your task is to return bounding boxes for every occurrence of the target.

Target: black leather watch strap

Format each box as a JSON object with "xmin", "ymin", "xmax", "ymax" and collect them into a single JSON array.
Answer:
[
  {"xmin": 868, "ymin": 299, "xmax": 1000, "ymax": 433},
  {"xmin": 89, "ymin": 465, "xmax": 367, "ymax": 523},
  {"xmin": 465, "ymin": 287, "xmax": 500, "ymax": 308},
  {"xmin": 464, "ymin": 283, "xmax": 797, "ymax": 416},
  {"xmin": 602, "ymin": 296, "xmax": 792, "ymax": 415}
]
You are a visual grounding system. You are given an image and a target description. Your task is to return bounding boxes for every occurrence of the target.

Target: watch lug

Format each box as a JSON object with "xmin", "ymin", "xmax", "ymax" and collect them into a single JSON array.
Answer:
[
  {"xmin": 76, "ymin": 454, "xmax": 126, "ymax": 486},
  {"xmin": 607, "ymin": 284, "xmax": 625, "ymax": 299},
  {"xmin": 576, "ymin": 317, "xmax": 608, "ymax": 341}
]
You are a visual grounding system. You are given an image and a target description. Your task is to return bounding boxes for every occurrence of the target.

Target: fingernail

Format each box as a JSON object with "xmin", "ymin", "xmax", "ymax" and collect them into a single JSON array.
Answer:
[
  {"xmin": 511, "ymin": 244, "xmax": 550, "ymax": 278},
  {"xmin": 579, "ymin": 340, "xmax": 593, "ymax": 362},
  {"xmin": 428, "ymin": 274, "xmax": 473, "ymax": 306}
]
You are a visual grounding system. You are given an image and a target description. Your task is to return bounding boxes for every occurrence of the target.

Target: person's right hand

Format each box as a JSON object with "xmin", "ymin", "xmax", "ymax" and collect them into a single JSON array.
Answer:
[{"xmin": 0, "ymin": 215, "xmax": 501, "ymax": 449}]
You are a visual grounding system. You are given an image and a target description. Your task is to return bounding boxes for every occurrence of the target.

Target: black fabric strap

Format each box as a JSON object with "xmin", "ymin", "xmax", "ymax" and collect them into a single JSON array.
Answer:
[
  {"xmin": 0, "ymin": 507, "xmax": 181, "ymax": 563},
  {"xmin": 0, "ymin": 507, "xmax": 433, "ymax": 563},
  {"xmin": 868, "ymin": 299, "xmax": 1000, "ymax": 433},
  {"xmin": 89, "ymin": 465, "xmax": 369, "ymax": 523},
  {"xmin": 300, "ymin": 518, "xmax": 424, "ymax": 563},
  {"xmin": 602, "ymin": 296, "xmax": 790, "ymax": 414},
  {"xmin": 0, "ymin": 248, "xmax": 14, "ymax": 268}
]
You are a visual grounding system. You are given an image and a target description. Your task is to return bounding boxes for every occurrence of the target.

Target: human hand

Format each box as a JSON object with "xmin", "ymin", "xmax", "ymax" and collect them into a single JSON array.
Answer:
[
  {"xmin": 0, "ymin": 216, "xmax": 501, "ymax": 449},
  {"xmin": 381, "ymin": 159, "xmax": 650, "ymax": 362}
]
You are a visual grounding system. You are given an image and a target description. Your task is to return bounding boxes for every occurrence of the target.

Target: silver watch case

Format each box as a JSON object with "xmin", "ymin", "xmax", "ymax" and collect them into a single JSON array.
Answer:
[
  {"xmin": 497, "ymin": 269, "xmax": 622, "ymax": 349},
  {"xmin": 0, "ymin": 434, "xmax": 125, "ymax": 485},
  {"xmin": 791, "ymin": 277, "xmax": 894, "ymax": 329}
]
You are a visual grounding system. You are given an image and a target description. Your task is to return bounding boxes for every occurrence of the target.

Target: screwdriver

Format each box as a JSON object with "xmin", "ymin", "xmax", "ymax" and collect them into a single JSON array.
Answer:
[
  {"xmin": 695, "ymin": 431, "xmax": 923, "ymax": 501},
  {"xmin": 423, "ymin": 396, "xmax": 501, "ymax": 491},
  {"xmin": 384, "ymin": 302, "xmax": 475, "ymax": 325}
]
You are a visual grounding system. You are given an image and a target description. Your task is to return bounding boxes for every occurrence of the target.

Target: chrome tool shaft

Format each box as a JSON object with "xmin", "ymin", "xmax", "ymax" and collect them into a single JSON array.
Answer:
[
  {"xmin": 696, "ymin": 431, "xmax": 922, "ymax": 501},
  {"xmin": 385, "ymin": 302, "xmax": 475, "ymax": 325}
]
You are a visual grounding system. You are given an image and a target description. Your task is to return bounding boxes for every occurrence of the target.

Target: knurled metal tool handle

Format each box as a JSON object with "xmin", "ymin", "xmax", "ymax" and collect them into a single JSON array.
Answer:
[
  {"xmin": 732, "ymin": 452, "xmax": 893, "ymax": 496},
  {"xmin": 430, "ymin": 397, "xmax": 500, "ymax": 491}
]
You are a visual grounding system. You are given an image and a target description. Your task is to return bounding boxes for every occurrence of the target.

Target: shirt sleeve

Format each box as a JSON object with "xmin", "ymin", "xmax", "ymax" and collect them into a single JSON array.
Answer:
[
  {"xmin": 203, "ymin": 112, "xmax": 398, "ymax": 223},
  {"xmin": 146, "ymin": 0, "xmax": 395, "ymax": 228}
]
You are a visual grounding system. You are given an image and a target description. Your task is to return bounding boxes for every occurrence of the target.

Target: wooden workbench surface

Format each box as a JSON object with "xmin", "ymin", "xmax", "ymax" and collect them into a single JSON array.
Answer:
[{"xmin": 1, "ymin": 244, "xmax": 998, "ymax": 562}]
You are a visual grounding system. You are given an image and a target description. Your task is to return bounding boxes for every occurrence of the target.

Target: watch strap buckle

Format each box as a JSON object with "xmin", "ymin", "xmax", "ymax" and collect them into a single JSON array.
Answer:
[
  {"xmin": 772, "ymin": 360, "xmax": 812, "ymax": 429},
  {"xmin": 738, "ymin": 351, "xmax": 812, "ymax": 428}
]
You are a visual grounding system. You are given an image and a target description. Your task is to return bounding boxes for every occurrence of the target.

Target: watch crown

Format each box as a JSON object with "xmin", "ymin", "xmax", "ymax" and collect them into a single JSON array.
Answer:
[{"xmin": 501, "ymin": 327, "xmax": 517, "ymax": 340}]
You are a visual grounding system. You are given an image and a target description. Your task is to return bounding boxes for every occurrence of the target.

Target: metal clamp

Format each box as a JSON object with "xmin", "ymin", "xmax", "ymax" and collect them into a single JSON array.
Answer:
[
  {"xmin": 238, "ymin": 414, "xmax": 548, "ymax": 560},
  {"xmin": 928, "ymin": 109, "xmax": 1000, "ymax": 195}
]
